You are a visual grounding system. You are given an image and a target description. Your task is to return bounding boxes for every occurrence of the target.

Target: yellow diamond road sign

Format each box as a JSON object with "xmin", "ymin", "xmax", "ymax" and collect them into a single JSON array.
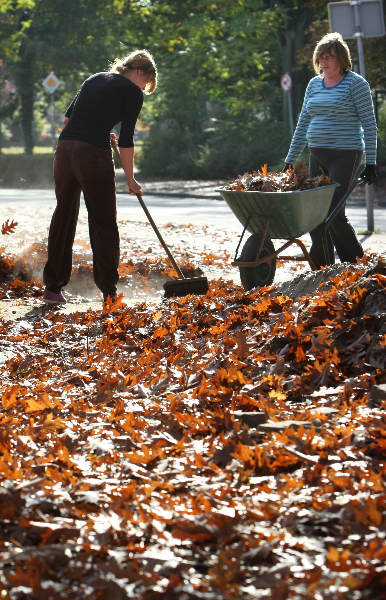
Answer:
[{"xmin": 42, "ymin": 71, "xmax": 61, "ymax": 93}]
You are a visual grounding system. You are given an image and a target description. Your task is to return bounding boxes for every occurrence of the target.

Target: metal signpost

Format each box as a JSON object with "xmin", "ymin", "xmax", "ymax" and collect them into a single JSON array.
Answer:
[
  {"xmin": 281, "ymin": 72, "xmax": 294, "ymax": 136},
  {"xmin": 42, "ymin": 72, "xmax": 61, "ymax": 151},
  {"xmin": 328, "ymin": 0, "xmax": 385, "ymax": 232}
]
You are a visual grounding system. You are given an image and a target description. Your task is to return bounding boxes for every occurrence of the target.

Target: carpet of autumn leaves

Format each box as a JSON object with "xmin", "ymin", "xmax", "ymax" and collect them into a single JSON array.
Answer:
[
  {"xmin": 0, "ymin": 216, "xmax": 233, "ymax": 303},
  {"xmin": 0, "ymin": 219, "xmax": 385, "ymax": 599}
]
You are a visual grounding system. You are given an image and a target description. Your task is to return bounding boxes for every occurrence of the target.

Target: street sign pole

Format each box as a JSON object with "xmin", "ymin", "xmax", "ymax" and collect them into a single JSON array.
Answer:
[
  {"xmin": 50, "ymin": 93, "xmax": 56, "ymax": 152},
  {"xmin": 353, "ymin": 1, "xmax": 367, "ymax": 77},
  {"xmin": 352, "ymin": 1, "xmax": 374, "ymax": 232},
  {"xmin": 328, "ymin": 0, "xmax": 385, "ymax": 233},
  {"xmin": 287, "ymin": 89, "xmax": 294, "ymax": 135},
  {"xmin": 42, "ymin": 72, "xmax": 61, "ymax": 152},
  {"xmin": 281, "ymin": 73, "xmax": 294, "ymax": 137}
]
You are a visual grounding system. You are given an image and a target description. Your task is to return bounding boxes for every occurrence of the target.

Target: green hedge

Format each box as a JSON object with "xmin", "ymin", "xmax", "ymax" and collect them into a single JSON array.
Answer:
[
  {"xmin": 0, "ymin": 154, "xmax": 54, "ymax": 188},
  {"xmin": 139, "ymin": 117, "xmax": 292, "ymax": 179}
]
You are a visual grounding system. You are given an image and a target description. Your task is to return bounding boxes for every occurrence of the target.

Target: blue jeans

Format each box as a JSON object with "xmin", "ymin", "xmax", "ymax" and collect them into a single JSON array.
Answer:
[{"xmin": 309, "ymin": 147, "xmax": 364, "ymax": 268}]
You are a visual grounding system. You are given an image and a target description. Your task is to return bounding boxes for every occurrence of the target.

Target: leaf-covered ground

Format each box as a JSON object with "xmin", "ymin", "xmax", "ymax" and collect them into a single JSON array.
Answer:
[
  {"xmin": 0, "ymin": 212, "xmax": 385, "ymax": 599},
  {"xmin": 0, "ymin": 213, "xmax": 240, "ymax": 306}
]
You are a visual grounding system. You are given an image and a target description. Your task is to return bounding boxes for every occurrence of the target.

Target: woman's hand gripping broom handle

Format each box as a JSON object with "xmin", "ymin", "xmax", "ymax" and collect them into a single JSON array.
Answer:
[
  {"xmin": 110, "ymin": 136, "xmax": 185, "ymax": 280},
  {"xmin": 110, "ymin": 133, "xmax": 141, "ymax": 195}
]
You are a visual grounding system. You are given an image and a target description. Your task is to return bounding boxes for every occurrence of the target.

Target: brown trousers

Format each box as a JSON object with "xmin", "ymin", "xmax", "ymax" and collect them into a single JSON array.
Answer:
[{"xmin": 43, "ymin": 139, "xmax": 119, "ymax": 297}]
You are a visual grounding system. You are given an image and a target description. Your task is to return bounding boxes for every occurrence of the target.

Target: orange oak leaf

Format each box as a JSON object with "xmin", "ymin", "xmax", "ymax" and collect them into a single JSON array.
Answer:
[{"xmin": 1, "ymin": 219, "xmax": 18, "ymax": 235}]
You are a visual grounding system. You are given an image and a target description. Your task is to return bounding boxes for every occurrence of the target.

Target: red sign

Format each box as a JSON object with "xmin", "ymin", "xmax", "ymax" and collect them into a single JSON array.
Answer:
[{"xmin": 280, "ymin": 73, "xmax": 292, "ymax": 92}]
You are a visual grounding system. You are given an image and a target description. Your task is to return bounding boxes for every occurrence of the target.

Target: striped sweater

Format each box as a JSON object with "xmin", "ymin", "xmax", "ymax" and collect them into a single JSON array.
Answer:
[{"xmin": 285, "ymin": 71, "xmax": 377, "ymax": 165}]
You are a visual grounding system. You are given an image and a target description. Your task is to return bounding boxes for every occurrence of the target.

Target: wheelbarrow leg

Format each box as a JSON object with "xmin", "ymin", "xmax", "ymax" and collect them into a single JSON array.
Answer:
[
  {"xmin": 234, "ymin": 217, "xmax": 270, "ymax": 263},
  {"xmin": 292, "ymin": 238, "xmax": 317, "ymax": 270},
  {"xmin": 256, "ymin": 220, "xmax": 270, "ymax": 260},
  {"xmin": 265, "ymin": 238, "xmax": 317, "ymax": 270}
]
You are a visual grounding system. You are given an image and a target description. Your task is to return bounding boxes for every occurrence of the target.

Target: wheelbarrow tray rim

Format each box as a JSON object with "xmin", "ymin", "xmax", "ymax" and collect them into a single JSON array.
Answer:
[
  {"xmin": 219, "ymin": 183, "xmax": 338, "ymax": 239},
  {"xmin": 217, "ymin": 182, "xmax": 338, "ymax": 195}
]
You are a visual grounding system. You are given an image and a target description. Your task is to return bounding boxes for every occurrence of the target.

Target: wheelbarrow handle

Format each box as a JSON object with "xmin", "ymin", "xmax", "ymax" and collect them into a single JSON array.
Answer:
[{"xmin": 324, "ymin": 180, "xmax": 358, "ymax": 229}]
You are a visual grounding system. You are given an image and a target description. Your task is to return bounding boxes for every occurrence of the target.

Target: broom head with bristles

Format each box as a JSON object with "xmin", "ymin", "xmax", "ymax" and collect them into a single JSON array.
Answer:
[{"xmin": 163, "ymin": 276, "xmax": 209, "ymax": 298}]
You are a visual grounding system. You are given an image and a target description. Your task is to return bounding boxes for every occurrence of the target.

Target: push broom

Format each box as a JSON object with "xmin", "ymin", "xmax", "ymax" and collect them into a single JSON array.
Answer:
[{"xmin": 112, "ymin": 142, "xmax": 209, "ymax": 298}]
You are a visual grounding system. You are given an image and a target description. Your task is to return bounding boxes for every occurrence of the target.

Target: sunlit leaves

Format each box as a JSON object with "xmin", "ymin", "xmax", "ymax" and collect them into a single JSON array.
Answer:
[{"xmin": 0, "ymin": 256, "xmax": 385, "ymax": 598}]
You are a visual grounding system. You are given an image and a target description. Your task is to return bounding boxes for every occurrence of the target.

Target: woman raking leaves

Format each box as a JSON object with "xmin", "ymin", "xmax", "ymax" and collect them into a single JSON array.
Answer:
[{"xmin": 42, "ymin": 50, "xmax": 157, "ymax": 305}]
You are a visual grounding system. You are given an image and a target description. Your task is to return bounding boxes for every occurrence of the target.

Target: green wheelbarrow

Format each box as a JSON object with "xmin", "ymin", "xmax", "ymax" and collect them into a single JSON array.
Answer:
[{"xmin": 218, "ymin": 183, "xmax": 340, "ymax": 290}]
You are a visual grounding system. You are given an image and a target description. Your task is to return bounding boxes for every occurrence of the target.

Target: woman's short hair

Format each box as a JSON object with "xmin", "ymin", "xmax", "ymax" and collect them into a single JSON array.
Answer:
[
  {"xmin": 109, "ymin": 49, "xmax": 157, "ymax": 94},
  {"xmin": 313, "ymin": 32, "xmax": 352, "ymax": 75}
]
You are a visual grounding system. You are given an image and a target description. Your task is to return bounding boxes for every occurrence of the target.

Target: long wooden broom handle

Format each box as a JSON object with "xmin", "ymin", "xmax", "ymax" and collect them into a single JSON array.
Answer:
[
  {"xmin": 135, "ymin": 193, "xmax": 185, "ymax": 279},
  {"xmin": 111, "ymin": 139, "xmax": 185, "ymax": 279}
]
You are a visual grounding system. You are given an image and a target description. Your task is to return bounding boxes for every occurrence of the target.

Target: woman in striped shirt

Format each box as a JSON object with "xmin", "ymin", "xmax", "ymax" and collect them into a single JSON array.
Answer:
[{"xmin": 285, "ymin": 32, "xmax": 377, "ymax": 268}]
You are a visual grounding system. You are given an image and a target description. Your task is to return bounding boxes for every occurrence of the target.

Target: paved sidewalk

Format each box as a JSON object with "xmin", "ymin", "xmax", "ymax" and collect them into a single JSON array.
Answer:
[
  {"xmin": 0, "ymin": 183, "xmax": 384, "ymax": 326},
  {"xmin": 358, "ymin": 231, "xmax": 386, "ymax": 255}
]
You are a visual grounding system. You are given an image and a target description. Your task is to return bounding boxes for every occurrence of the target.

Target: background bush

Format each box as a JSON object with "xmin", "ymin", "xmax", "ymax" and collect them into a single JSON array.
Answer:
[
  {"xmin": 139, "ymin": 117, "xmax": 291, "ymax": 180},
  {"xmin": 192, "ymin": 118, "xmax": 291, "ymax": 178},
  {"xmin": 376, "ymin": 98, "xmax": 386, "ymax": 165},
  {"xmin": 0, "ymin": 153, "xmax": 54, "ymax": 187}
]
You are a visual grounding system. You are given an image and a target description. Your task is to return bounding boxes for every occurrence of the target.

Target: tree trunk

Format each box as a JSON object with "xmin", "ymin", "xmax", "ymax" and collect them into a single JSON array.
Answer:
[
  {"xmin": 277, "ymin": 9, "xmax": 310, "ymax": 139},
  {"xmin": 14, "ymin": 41, "xmax": 35, "ymax": 155},
  {"xmin": 19, "ymin": 80, "xmax": 35, "ymax": 155}
]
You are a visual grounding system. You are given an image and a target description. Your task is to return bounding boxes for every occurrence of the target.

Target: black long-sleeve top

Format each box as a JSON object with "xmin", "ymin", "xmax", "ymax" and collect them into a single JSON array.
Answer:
[{"xmin": 60, "ymin": 72, "xmax": 143, "ymax": 149}]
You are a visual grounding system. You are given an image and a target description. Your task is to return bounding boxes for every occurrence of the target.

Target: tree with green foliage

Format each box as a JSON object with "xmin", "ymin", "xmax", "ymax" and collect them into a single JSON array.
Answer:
[
  {"xmin": 0, "ymin": 80, "xmax": 18, "ymax": 152},
  {"xmin": 1, "ymin": 0, "xmax": 384, "ymax": 173},
  {"xmin": 137, "ymin": 0, "xmax": 323, "ymax": 177},
  {"xmin": 138, "ymin": 0, "xmax": 385, "ymax": 178},
  {"xmin": 0, "ymin": 0, "xmax": 142, "ymax": 153}
]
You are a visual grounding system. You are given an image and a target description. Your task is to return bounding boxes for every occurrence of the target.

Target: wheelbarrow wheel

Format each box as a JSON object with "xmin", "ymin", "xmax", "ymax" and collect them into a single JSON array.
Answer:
[{"xmin": 238, "ymin": 233, "xmax": 276, "ymax": 291}]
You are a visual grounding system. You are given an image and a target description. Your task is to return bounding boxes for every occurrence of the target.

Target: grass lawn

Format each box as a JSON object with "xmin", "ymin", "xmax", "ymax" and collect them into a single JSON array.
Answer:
[
  {"xmin": 2, "ymin": 146, "xmax": 54, "ymax": 155},
  {"xmin": 2, "ymin": 141, "xmax": 143, "ymax": 156}
]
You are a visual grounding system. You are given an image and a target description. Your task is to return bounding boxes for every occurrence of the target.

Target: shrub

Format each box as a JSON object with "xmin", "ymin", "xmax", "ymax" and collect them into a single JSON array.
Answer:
[
  {"xmin": 193, "ymin": 118, "xmax": 290, "ymax": 178},
  {"xmin": 138, "ymin": 120, "xmax": 205, "ymax": 179},
  {"xmin": 138, "ymin": 116, "xmax": 290, "ymax": 180},
  {"xmin": 0, "ymin": 153, "xmax": 54, "ymax": 187},
  {"xmin": 376, "ymin": 98, "xmax": 386, "ymax": 166}
]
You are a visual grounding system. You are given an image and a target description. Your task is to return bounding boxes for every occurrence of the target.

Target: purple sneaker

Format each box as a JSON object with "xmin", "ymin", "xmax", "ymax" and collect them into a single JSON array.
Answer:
[{"xmin": 42, "ymin": 289, "xmax": 66, "ymax": 304}]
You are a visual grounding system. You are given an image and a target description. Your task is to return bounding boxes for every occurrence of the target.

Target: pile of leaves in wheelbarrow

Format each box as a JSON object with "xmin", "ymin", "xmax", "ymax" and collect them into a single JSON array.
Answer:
[{"xmin": 224, "ymin": 161, "xmax": 333, "ymax": 192}]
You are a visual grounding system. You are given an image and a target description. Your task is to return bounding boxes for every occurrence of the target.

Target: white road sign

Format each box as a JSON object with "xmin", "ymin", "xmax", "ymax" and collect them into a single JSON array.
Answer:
[
  {"xmin": 280, "ymin": 73, "xmax": 292, "ymax": 92},
  {"xmin": 328, "ymin": 0, "xmax": 385, "ymax": 39},
  {"xmin": 42, "ymin": 71, "xmax": 61, "ymax": 94}
]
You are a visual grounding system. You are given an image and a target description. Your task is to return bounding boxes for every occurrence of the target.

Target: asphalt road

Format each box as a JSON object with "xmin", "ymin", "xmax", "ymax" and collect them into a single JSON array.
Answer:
[
  {"xmin": 0, "ymin": 186, "xmax": 384, "ymax": 323},
  {"xmin": 1, "ymin": 187, "xmax": 386, "ymax": 233}
]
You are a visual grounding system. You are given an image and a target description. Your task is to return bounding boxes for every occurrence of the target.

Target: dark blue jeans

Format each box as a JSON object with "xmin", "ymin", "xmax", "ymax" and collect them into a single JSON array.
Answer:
[{"xmin": 309, "ymin": 147, "xmax": 364, "ymax": 268}]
